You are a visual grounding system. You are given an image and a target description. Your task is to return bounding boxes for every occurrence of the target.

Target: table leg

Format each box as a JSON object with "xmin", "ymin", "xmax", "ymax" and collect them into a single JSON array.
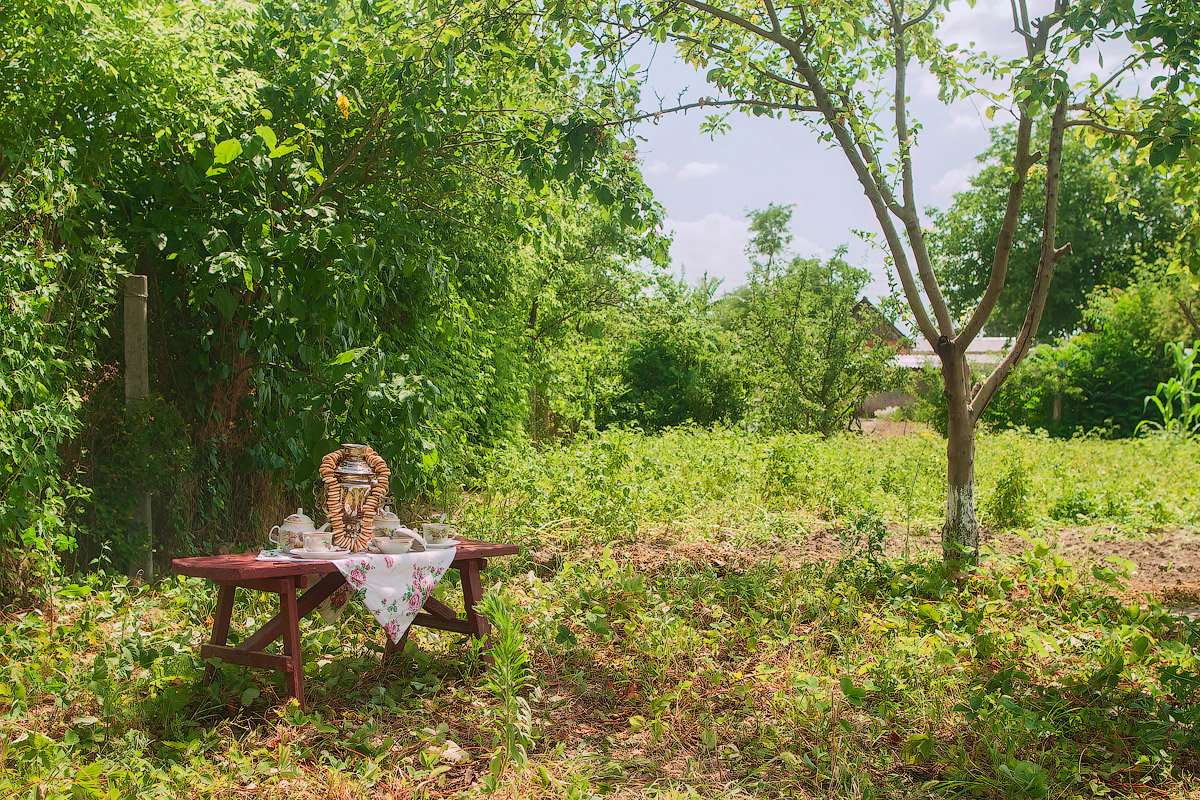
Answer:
[
  {"xmin": 459, "ymin": 560, "xmax": 493, "ymax": 661},
  {"xmin": 280, "ymin": 575, "xmax": 305, "ymax": 708},
  {"xmin": 204, "ymin": 584, "xmax": 237, "ymax": 683},
  {"xmin": 239, "ymin": 572, "xmax": 345, "ymax": 652},
  {"xmin": 383, "ymin": 626, "xmax": 410, "ymax": 658}
]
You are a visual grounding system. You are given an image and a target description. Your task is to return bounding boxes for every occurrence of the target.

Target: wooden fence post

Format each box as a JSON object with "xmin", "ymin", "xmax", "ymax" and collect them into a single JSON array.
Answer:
[{"xmin": 124, "ymin": 274, "xmax": 153, "ymax": 581}]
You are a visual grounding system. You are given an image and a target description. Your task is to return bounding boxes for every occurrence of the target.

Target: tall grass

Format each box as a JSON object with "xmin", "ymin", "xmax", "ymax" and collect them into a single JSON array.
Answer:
[{"xmin": 465, "ymin": 426, "xmax": 1200, "ymax": 547}]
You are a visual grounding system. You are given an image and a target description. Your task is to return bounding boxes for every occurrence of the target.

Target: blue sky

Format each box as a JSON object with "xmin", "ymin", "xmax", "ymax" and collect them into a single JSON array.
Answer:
[{"xmin": 626, "ymin": 0, "xmax": 1138, "ymax": 300}]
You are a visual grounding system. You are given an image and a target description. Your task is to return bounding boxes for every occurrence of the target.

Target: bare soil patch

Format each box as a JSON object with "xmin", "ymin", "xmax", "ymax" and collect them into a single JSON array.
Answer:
[{"xmin": 535, "ymin": 523, "xmax": 1200, "ymax": 618}]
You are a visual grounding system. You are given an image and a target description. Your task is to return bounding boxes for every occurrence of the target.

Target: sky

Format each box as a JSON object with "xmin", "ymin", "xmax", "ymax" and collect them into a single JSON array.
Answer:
[{"xmin": 626, "ymin": 0, "xmax": 1140, "ymax": 300}]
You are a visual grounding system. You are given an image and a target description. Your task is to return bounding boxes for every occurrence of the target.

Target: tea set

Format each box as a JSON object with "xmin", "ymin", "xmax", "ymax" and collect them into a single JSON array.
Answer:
[{"xmin": 268, "ymin": 507, "xmax": 456, "ymax": 559}]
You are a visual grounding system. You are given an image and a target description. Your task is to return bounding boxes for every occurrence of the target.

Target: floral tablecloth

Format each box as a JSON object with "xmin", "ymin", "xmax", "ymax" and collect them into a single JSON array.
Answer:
[{"xmin": 257, "ymin": 548, "xmax": 457, "ymax": 643}]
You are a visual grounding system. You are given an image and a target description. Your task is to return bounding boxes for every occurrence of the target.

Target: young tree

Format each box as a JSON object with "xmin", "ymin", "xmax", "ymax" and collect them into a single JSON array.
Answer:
[
  {"xmin": 739, "ymin": 204, "xmax": 898, "ymax": 435},
  {"xmin": 563, "ymin": 0, "xmax": 1161, "ymax": 565}
]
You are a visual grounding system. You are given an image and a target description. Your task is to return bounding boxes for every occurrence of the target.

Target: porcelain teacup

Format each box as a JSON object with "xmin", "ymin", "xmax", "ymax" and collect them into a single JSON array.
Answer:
[
  {"xmin": 421, "ymin": 523, "xmax": 452, "ymax": 544},
  {"xmin": 302, "ymin": 532, "xmax": 334, "ymax": 553}
]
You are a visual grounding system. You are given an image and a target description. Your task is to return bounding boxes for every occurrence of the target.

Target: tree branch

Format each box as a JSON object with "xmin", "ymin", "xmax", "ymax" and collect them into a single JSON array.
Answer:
[
  {"xmin": 1012, "ymin": 0, "xmax": 1035, "ymax": 54},
  {"xmin": 891, "ymin": 0, "xmax": 917, "ymax": 216},
  {"xmin": 613, "ymin": 97, "xmax": 818, "ymax": 127},
  {"xmin": 764, "ymin": 0, "xmax": 782, "ymax": 36},
  {"xmin": 1179, "ymin": 299, "xmax": 1200, "ymax": 341},
  {"xmin": 668, "ymin": 29, "xmax": 814, "ymax": 92},
  {"xmin": 959, "ymin": 113, "xmax": 1037, "ymax": 345},
  {"xmin": 902, "ymin": 0, "xmax": 940, "ymax": 31},
  {"xmin": 961, "ymin": 0, "xmax": 1060, "ymax": 347},
  {"xmin": 678, "ymin": 0, "xmax": 796, "ymax": 50},
  {"xmin": 306, "ymin": 106, "xmax": 389, "ymax": 207},
  {"xmin": 889, "ymin": 0, "xmax": 954, "ymax": 336},
  {"xmin": 972, "ymin": 97, "xmax": 1071, "ymax": 421},
  {"xmin": 781, "ymin": 44, "xmax": 939, "ymax": 344},
  {"xmin": 1064, "ymin": 116, "xmax": 1136, "ymax": 138}
]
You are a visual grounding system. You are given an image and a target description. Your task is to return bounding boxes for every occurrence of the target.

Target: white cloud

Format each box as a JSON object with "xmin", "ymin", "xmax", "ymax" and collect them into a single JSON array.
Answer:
[
  {"xmin": 666, "ymin": 213, "xmax": 831, "ymax": 290},
  {"xmin": 676, "ymin": 161, "xmax": 724, "ymax": 180},
  {"xmin": 667, "ymin": 213, "xmax": 752, "ymax": 287},
  {"xmin": 791, "ymin": 235, "xmax": 826, "ymax": 260},
  {"xmin": 643, "ymin": 159, "xmax": 669, "ymax": 176},
  {"xmin": 948, "ymin": 108, "xmax": 988, "ymax": 132},
  {"xmin": 931, "ymin": 163, "xmax": 978, "ymax": 199}
]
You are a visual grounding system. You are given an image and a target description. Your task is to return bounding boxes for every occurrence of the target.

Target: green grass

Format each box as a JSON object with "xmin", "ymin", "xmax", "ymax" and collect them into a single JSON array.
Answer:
[
  {"xmin": 3, "ymin": 428, "xmax": 1199, "ymax": 798},
  {"xmin": 466, "ymin": 426, "xmax": 1200, "ymax": 545}
]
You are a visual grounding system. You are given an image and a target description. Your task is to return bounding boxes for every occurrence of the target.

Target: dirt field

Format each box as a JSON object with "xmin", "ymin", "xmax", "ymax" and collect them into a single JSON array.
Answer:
[{"xmin": 567, "ymin": 524, "xmax": 1200, "ymax": 624}]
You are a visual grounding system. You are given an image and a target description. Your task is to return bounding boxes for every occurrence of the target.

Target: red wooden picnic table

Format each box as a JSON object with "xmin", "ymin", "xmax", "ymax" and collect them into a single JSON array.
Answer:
[{"xmin": 171, "ymin": 538, "xmax": 519, "ymax": 708}]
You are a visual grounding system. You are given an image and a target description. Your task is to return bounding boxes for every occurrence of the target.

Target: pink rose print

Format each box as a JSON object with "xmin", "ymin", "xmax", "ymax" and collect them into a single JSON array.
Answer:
[
  {"xmin": 384, "ymin": 620, "xmax": 401, "ymax": 641},
  {"xmin": 347, "ymin": 565, "xmax": 368, "ymax": 590},
  {"xmin": 384, "ymin": 555, "xmax": 395, "ymax": 568},
  {"xmin": 330, "ymin": 587, "xmax": 349, "ymax": 609},
  {"xmin": 407, "ymin": 590, "xmax": 423, "ymax": 613}
]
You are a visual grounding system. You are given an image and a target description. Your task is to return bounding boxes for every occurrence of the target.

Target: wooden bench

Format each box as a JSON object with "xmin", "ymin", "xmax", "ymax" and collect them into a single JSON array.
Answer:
[{"xmin": 171, "ymin": 539, "xmax": 518, "ymax": 707}]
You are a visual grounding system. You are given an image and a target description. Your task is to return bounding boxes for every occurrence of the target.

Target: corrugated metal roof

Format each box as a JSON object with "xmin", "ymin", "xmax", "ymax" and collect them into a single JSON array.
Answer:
[{"xmin": 897, "ymin": 336, "xmax": 1011, "ymax": 369}]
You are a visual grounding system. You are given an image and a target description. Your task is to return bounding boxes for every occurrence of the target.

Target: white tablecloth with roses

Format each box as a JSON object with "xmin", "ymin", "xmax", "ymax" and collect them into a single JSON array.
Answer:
[{"xmin": 257, "ymin": 548, "xmax": 456, "ymax": 643}]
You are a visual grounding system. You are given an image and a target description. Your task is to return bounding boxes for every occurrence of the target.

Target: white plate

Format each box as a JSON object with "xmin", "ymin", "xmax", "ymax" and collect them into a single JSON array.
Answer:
[
  {"xmin": 422, "ymin": 539, "xmax": 459, "ymax": 549},
  {"xmin": 289, "ymin": 548, "xmax": 357, "ymax": 560}
]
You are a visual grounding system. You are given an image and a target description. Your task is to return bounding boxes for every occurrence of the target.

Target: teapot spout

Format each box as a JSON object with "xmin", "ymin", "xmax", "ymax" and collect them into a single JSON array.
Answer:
[{"xmin": 316, "ymin": 522, "xmax": 330, "ymax": 532}]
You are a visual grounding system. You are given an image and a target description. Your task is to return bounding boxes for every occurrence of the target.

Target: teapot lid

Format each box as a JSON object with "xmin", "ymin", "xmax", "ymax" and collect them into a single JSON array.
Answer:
[
  {"xmin": 284, "ymin": 507, "xmax": 314, "ymax": 526},
  {"xmin": 375, "ymin": 506, "xmax": 400, "ymax": 523}
]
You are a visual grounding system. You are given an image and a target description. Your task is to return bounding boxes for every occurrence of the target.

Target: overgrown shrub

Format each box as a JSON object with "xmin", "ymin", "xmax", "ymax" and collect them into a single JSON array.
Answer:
[
  {"xmin": 0, "ymin": 140, "xmax": 123, "ymax": 599},
  {"xmin": 916, "ymin": 278, "xmax": 1186, "ymax": 438},
  {"xmin": 599, "ymin": 277, "xmax": 745, "ymax": 431},
  {"xmin": 984, "ymin": 454, "xmax": 1032, "ymax": 529}
]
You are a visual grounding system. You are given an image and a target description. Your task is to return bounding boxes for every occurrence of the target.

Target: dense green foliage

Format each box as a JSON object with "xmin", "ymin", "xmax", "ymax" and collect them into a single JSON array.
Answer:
[
  {"xmin": 933, "ymin": 126, "xmax": 1182, "ymax": 339},
  {"xmin": 724, "ymin": 205, "xmax": 900, "ymax": 435},
  {"xmin": 0, "ymin": 0, "xmax": 663, "ymax": 586},
  {"xmin": 3, "ymin": 429, "xmax": 1199, "ymax": 798},
  {"xmin": 918, "ymin": 278, "xmax": 1191, "ymax": 438},
  {"xmin": 599, "ymin": 276, "xmax": 745, "ymax": 431}
]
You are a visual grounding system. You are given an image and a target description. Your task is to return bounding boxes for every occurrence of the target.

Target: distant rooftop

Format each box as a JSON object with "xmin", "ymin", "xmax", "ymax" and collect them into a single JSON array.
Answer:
[{"xmin": 895, "ymin": 336, "xmax": 1012, "ymax": 369}]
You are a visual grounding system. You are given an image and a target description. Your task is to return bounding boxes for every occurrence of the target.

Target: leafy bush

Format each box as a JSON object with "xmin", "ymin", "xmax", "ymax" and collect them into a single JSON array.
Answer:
[
  {"xmin": 985, "ymin": 454, "xmax": 1033, "ymax": 529},
  {"xmin": 732, "ymin": 205, "xmax": 901, "ymax": 435},
  {"xmin": 600, "ymin": 277, "xmax": 744, "ymax": 431},
  {"xmin": 0, "ymin": 142, "xmax": 122, "ymax": 599},
  {"xmin": 918, "ymin": 278, "xmax": 1187, "ymax": 438}
]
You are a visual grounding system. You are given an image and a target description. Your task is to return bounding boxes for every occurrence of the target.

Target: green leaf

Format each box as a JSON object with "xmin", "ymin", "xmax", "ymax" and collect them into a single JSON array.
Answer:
[
  {"xmin": 215, "ymin": 288, "xmax": 236, "ymax": 320},
  {"xmin": 254, "ymin": 125, "xmax": 277, "ymax": 150},
  {"xmin": 918, "ymin": 603, "xmax": 943, "ymax": 623},
  {"xmin": 213, "ymin": 138, "xmax": 242, "ymax": 165},
  {"xmin": 839, "ymin": 676, "xmax": 867, "ymax": 704},
  {"xmin": 328, "ymin": 346, "xmax": 370, "ymax": 367}
]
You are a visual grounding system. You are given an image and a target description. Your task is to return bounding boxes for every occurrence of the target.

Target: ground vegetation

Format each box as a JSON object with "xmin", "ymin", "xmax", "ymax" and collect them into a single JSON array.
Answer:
[{"xmin": 2, "ymin": 427, "xmax": 1199, "ymax": 798}]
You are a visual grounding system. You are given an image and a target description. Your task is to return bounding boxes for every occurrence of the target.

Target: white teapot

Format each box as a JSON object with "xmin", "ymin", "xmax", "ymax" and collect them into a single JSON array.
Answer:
[
  {"xmin": 372, "ymin": 506, "xmax": 421, "ymax": 544},
  {"xmin": 269, "ymin": 508, "xmax": 329, "ymax": 550}
]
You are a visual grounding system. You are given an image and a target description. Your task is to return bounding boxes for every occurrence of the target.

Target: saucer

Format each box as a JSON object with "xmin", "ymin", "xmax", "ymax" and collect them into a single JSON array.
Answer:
[
  {"xmin": 423, "ymin": 539, "xmax": 458, "ymax": 550},
  {"xmin": 289, "ymin": 548, "xmax": 355, "ymax": 560}
]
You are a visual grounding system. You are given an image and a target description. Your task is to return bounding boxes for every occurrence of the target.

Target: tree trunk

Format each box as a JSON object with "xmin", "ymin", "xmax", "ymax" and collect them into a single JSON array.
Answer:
[{"xmin": 940, "ymin": 341, "xmax": 979, "ymax": 567}]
